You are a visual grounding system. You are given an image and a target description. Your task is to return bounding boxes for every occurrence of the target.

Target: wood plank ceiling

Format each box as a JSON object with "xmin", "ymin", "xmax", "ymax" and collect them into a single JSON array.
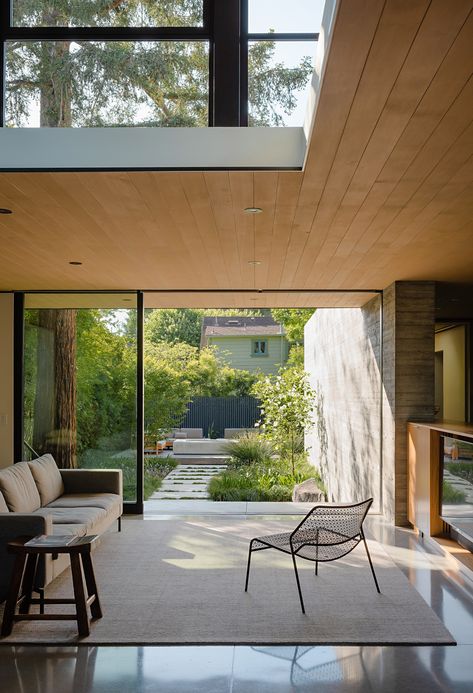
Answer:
[{"xmin": 0, "ymin": 0, "xmax": 472, "ymax": 307}]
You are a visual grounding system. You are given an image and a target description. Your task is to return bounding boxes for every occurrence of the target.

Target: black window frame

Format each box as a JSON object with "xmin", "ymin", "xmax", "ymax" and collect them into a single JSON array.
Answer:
[{"xmin": 0, "ymin": 1, "xmax": 318, "ymax": 128}]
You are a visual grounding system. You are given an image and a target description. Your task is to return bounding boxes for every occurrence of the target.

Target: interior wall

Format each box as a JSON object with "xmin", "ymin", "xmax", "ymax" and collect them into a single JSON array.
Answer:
[
  {"xmin": 435, "ymin": 326, "xmax": 466, "ymax": 422},
  {"xmin": 0, "ymin": 294, "xmax": 14, "ymax": 468},
  {"xmin": 304, "ymin": 296, "xmax": 381, "ymax": 512}
]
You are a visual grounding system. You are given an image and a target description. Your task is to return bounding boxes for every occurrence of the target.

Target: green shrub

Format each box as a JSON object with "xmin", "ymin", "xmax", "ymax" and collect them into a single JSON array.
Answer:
[
  {"xmin": 208, "ymin": 455, "xmax": 321, "ymax": 502},
  {"xmin": 445, "ymin": 462, "xmax": 473, "ymax": 485},
  {"xmin": 78, "ymin": 450, "xmax": 177, "ymax": 501},
  {"xmin": 442, "ymin": 480, "xmax": 467, "ymax": 504},
  {"xmin": 224, "ymin": 433, "xmax": 274, "ymax": 467}
]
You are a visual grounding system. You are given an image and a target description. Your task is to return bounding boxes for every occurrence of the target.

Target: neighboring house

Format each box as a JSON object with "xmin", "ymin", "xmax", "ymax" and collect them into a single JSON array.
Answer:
[{"xmin": 201, "ymin": 316, "xmax": 289, "ymax": 375}]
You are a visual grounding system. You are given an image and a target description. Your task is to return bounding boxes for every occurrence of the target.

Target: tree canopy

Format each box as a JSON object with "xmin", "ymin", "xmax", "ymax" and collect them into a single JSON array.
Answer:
[
  {"xmin": 270, "ymin": 308, "xmax": 316, "ymax": 344},
  {"xmin": 252, "ymin": 367, "xmax": 315, "ymax": 474},
  {"xmin": 7, "ymin": 1, "xmax": 313, "ymax": 127},
  {"xmin": 144, "ymin": 308, "xmax": 203, "ymax": 348}
]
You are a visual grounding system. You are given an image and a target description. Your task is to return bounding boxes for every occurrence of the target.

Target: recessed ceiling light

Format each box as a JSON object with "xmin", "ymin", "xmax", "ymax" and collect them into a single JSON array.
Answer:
[
  {"xmin": 248, "ymin": 260, "xmax": 262, "ymax": 265},
  {"xmin": 244, "ymin": 207, "xmax": 263, "ymax": 215},
  {"xmin": 0, "ymin": 208, "xmax": 13, "ymax": 214},
  {"xmin": 69, "ymin": 261, "xmax": 82, "ymax": 266}
]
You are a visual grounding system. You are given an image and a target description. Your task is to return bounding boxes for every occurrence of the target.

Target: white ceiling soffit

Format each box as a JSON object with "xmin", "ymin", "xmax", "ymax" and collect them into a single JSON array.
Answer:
[
  {"xmin": 0, "ymin": 1, "xmax": 339, "ymax": 172},
  {"xmin": 0, "ymin": 127, "xmax": 307, "ymax": 170}
]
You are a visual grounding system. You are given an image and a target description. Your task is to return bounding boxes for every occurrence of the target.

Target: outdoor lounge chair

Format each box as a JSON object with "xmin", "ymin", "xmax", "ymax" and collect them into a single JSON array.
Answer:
[{"xmin": 244, "ymin": 499, "xmax": 380, "ymax": 613}]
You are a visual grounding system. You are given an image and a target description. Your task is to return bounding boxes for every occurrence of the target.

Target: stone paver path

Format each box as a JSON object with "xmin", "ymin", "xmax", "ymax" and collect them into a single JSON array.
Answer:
[{"xmin": 150, "ymin": 464, "xmax": 227, "ymax": 500}]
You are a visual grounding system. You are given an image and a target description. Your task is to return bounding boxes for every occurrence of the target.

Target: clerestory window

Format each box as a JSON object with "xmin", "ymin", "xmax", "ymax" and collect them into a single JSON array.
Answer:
[{"xmin": 0, "ymin": 0, "xmax": 320, "ymax": 128}]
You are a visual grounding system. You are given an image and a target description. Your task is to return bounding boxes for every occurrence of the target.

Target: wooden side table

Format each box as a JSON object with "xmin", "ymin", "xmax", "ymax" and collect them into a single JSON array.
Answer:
[{"xmin": 1, "ymin": 535, "xmax": 102, "ymax": 638}]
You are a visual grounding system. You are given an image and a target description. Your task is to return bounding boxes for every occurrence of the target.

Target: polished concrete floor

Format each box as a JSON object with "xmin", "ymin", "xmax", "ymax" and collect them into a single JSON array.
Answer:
[{"xmin": 1, "ymin": 514, "xmax": 472, "ymax": 692}]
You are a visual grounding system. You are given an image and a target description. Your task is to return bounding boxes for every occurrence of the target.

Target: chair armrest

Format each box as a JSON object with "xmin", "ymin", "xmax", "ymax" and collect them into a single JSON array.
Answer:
[{"xmin": 60, "ymin": 469, "xmax": 123, "ymax": 496}]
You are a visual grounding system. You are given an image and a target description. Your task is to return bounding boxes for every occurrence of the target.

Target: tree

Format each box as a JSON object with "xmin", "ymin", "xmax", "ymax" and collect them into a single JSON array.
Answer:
[
  {"xmin": 248, "ymin": 40, "xmax": 313, "ymax": 126},
  {"xmin": 144, "ymin": 342, "xmax": 193, "ymax": 435},
  {"xmin": 32, "ymin": 309, "xmax": 77, "ymax": 468},
  {"xmin": 75, "ymin": 309, "xmax": 136, "ymax": 454},
  {"xmin": 271, "ymin": 308, "xmax": 316, "ymax": 344},
  {"xmin": 7, "ymin": 2, "xmax": 313, "ymax": 128},
  {"xmin": 251, "ymin": 367, "xmax": 315, "ymax": 475},
  {"xmin": 144, "ymin": 308, "xmax": 202, "ymax": 348},
  {"xmin": 144, "ymin": 341, "xmax": 257, "ymax": 434}
]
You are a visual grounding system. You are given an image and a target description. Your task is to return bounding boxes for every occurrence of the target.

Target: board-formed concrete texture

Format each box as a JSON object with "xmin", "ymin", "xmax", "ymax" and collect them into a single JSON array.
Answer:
[
  {"xmin": 382, "ymin": 281, "xmax": 435, "ymax": 524},
  {"xmin": 304, "ymin": 295, "xmax": 382, "ymax": 512},
  {"xmin": 305, "ymin": 282, "xmax": 436, "ymax": 525}
]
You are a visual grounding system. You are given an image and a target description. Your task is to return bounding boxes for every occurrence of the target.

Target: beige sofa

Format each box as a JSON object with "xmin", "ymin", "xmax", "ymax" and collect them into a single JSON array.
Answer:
[{"xmin": 0, "ymin": 454, "xmax": 122, "ymax": 603}]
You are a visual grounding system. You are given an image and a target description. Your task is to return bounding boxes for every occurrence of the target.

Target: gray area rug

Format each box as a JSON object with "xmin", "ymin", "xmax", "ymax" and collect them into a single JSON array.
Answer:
[{"xmin": 0, "ymin": 518, "xmax": 455, "ymax": 645}]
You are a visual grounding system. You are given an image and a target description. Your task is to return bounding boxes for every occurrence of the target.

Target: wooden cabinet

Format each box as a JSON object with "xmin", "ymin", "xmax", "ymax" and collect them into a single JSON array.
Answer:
[
  {"xmin": 408, "ymin": 421, "xmax": 473, "ymax": 536},
  {"xmin": 408, "ymin": 423, "xmax": 442, "ymax": 536}
]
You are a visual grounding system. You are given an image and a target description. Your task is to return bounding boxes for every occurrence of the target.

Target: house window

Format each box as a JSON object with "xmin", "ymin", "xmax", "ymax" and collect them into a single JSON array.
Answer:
[{"xmin": 252, "ymin": 339, "xmax": 268, "ymax": 356}]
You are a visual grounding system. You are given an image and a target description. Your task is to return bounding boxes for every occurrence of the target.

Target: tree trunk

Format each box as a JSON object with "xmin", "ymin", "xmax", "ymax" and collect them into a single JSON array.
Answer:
[
  {"xmin": 32, "ymin": 311, "xmax": 55, "ymax": 456},
  {"xmin": 32, "ymin": 310, "xmax": 77, "ymax": 469},
  {"xmin": 40, "ymin": 6, "xmax": 72, "ymax": 128}
]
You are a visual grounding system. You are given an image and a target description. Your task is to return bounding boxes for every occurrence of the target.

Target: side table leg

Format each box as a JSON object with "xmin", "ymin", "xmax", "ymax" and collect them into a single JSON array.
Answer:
[
  {"xmin": 1, "ymin": 553, "xmax": 27, "ymax": 636},
  {"xmin": 19, "ymin": 553, "xmax": 39, "ymax": 614},
  {"xmin": 81, "ymin": 552, "xmax": 103, "ymax": 619},
  {"xmin": 70, "ymin": 554, "xmax": 90, "ymax": 638}
]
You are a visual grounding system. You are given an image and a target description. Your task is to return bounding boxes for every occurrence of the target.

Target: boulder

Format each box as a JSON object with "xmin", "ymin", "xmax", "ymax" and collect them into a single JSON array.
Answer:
[{"xmin": 292, "ymin": 478, "xmax": 325, "ymax": 503}]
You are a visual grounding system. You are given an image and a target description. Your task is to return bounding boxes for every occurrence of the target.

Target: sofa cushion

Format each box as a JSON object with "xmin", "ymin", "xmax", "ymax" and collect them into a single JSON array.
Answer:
[
  {"xmin": 0, "ymin": 490, "xmax": 9, "ymax": 513},
  {"xmin": 28, "ymin": 454, "xmax": 64, "ymax": 506},
  {"xmin": 35, "ymin": 505, "xmax": 106, "ymax": 530},
  {"xmin": 47, "ymin": 492, "xmax": 121, "ymax": 513},
  {"xmin": 0, "ymin": 461, "xmax": 41, "ymax": 512},
  {"xmin": 51, "ymin": 523, "xmax": 87, "ymax": 538}
]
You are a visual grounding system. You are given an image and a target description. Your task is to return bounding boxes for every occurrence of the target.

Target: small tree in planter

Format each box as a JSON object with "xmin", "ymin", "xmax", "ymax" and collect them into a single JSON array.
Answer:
[{"xmin": 252, "ymin": 368, "xmax": 316, "ymax": 475}]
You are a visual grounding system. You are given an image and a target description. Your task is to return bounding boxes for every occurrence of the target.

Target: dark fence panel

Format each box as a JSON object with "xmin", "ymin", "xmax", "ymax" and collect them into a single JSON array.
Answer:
[{"xmin": 179, "ymin": 396, "xmax": 260, "ymax": 438}]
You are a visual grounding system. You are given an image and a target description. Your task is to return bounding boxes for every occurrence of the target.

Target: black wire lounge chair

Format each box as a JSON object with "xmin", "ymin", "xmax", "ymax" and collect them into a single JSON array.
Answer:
[{"xmin": 244, "ymin": 498, "xmax": 380, "ymax": 613}]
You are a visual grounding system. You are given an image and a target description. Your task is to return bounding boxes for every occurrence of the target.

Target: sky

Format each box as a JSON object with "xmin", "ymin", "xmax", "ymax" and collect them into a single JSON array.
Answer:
[{"xmin": 249, "ymin": 0, "xmax": 326, "ymax": 125}]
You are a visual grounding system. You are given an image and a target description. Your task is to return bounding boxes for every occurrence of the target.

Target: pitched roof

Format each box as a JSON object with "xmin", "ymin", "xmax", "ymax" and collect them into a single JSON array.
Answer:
[{"xmin": 202, "ymin": 315, "xmax": 285, "ymax": 337}]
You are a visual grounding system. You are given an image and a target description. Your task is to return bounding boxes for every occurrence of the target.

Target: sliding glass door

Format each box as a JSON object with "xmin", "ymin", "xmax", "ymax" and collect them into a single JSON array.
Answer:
[{"xmin": 20, "ymin": 292, "xmax": 143, "ymax": 512}]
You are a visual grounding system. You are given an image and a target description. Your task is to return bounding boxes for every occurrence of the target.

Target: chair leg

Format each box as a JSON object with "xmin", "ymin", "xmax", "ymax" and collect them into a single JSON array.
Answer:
[
  {"xmin": 314, "ymin": 561, "xmax": 318, "ymax": 576},
  {"xmin": 291, "ymin": 551, "xmax": 305, "ymax": 615},
  {"xmin": 37, "ymin": 587, "xmax": 45, "ymax": 615},
  {"xmin": 244, "ymin": 540, "xmax": 254, "ymax": 592},
  {"xmin": 361, "ymin": 529, "xmax": 380, "ymax": 593}
]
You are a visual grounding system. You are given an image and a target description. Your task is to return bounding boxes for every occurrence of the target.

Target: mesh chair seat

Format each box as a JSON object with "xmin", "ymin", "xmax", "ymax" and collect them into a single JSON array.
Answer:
[
  {"xmin": 244, "ymin": 499, "xmax": 380, "ymax": 613},
  {"xmin": 252, "ymin": 528, "xmax": 361, "ymax": 561}
]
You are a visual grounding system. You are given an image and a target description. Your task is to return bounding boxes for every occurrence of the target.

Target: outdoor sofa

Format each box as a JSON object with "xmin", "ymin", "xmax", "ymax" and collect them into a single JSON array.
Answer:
[{"xmin": 0, "ymin": 454, "xmax": 122, "ymax": 603}]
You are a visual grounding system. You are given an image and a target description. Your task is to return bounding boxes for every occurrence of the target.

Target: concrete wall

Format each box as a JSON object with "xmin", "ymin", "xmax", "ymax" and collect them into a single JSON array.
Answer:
[
  {"xmin": 305, "ymin": 282, "xmax": 436, "ymax": 525},
  {"xmin": 382, "ymin": 282, "xmax": 435, "ymax": 524},
  {"xmin": 0, "ymin": 294, "xmax": 14, "ymax": 468},
  {"xmin": 208, "ymin": 335, "xmax": 289, "ymax": 375},
  {"xmin": 304, "ymin": 296, "xmax": 382, "ymax": 512}
]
